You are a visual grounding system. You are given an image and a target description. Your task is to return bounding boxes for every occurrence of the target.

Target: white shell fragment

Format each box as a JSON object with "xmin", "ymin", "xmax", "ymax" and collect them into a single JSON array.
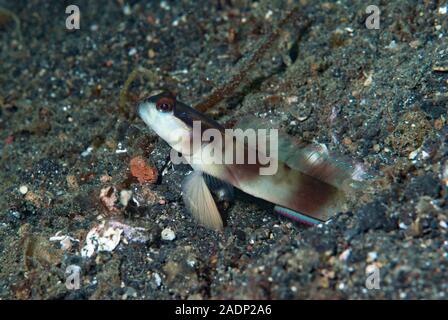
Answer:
[
  {"xmin": 108, "ymin": 220, "xmax": 148, "ymax": 243},
  {"xmin": 81, "ymin": 222, "xmax": 123, "ymax": 258},
  {"xmin": 161, "ymin": 228, "xmax": 176, "ymax": 241},
  {"xmin": 100, "ymin": 186, "xmax": 119, "ymax": 213},
  {"xmin": 408, "ymin": 147, "xmax": 430, "ymax": 163},
  {"xmin": 49, "ymin": 232, "xmax": 79, "ymax": 251}
]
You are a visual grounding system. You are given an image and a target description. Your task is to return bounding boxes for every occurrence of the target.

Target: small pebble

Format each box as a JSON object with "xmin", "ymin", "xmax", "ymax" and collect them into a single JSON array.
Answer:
[
  {"xmin": 161, "ymin": 228, "xmax": 176, "ymax": 241},
  {"xmin": 153, "ymin": 273, "xmax": 162, "ymax": 287},
  {"xmin": 399, "ymin": 222, "xmax": 408, "ymax": 230},
  {"xmin": 409, "ymin": 40, "xmax": 420, "ymax": 49},
  {"xmin": 81, "ymin": 146, "xmax": 93, "ymax": 157},
  {"xmin": 19, "ymin": 185, "xmax": 28, "ymax": 195},
  {"xmin": 120, "ymin": 190, "xmax": 133, "ymax": 207},
  {"xmin": 408, "ymin": 149, "xmax": 419, "ymax": 160},
  {"xmin": 385, "ymin": 40, "xmax": 398, "ymax": 50},
  {"xmin": 367, "ymin": 251, "xmax": 378, "ymax": 262},
  {"xmin": 123, "ymin": 4, "xmax": 131, "ymax": 16},
  {"xmin": 148, "ymin": 49, "xmax": 156, "ymax": 59},
  {"xmin": 160, "ymin": 1, "xmax": 171, "ymax": 10},
  {"xmin": 265, "ymin": 10, "xmax": 273, "ymax": 20},
  {"xmin": 10, "ymin": 211, "xmax": 21, "ymax": 219}
]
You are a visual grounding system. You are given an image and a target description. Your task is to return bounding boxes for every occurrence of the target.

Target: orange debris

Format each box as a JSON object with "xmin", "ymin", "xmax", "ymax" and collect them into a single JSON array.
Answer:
[{"xmin": 130, "ymin": 156, "xmax": 158, "ymax": 184}]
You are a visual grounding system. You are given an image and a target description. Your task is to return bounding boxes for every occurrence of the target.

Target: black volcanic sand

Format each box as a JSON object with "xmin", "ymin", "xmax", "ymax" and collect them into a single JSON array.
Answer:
[{"xmin": 0, "ymin": 0, "xmax": 447, "ymax": 299}]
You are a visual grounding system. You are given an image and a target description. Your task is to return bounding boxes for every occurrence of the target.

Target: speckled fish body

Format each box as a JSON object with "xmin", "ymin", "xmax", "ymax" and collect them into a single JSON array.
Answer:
[{"xmin": 138, "ymin": 92, "xmax": 357, "ymax": 230}]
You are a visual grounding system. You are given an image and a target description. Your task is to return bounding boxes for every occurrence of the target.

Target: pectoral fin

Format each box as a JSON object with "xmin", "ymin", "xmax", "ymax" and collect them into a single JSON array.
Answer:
[{"xmin": 182, "ymin": 171, "xmax": 224, "ymax": 231}]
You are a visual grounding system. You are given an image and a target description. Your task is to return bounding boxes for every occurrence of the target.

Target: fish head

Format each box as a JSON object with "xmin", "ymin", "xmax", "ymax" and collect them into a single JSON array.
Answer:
[{"xmin": 137, "ymin": 92, "xmax": 192, "ymax": 152}]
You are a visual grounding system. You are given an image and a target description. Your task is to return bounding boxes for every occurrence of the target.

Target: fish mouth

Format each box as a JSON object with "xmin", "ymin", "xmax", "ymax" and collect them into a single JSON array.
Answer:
[
  {"xmin": 137, "ymin": 96, "xmax": 156, "ymax": 117},
  {"xmin": 137, "ymin": 101, "xmax": 154, "ymax": 128}
]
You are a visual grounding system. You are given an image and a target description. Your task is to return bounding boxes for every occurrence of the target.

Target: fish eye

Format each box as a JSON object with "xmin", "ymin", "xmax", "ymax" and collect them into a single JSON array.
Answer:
[{"xmin": 156, "ymin": 97, "xmax": 175, "ymax": 112}]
